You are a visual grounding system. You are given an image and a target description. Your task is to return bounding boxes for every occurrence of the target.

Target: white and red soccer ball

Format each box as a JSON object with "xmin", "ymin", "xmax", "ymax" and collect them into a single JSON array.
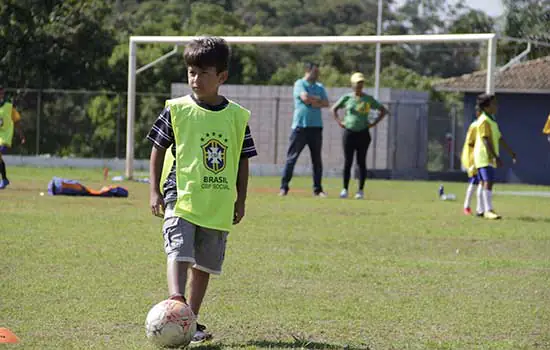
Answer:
[{"xmin": 145, "ymin": 299, "xmax": 197, "ymax": 348}]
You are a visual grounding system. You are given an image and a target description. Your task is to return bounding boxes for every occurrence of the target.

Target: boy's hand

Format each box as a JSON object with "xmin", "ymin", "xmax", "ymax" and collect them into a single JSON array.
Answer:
[
  {"xmin": 150, "ymin": 191, "xmax": 165, "ymax": 218},
  {"xmin": 233, "ymin": 200, "xmax": 245, "ymax": 225},
  {"xmin": 512, "ymin": 153, "xmax": 517, "ymax": 164},
  {"xmin": 20, "ymin": 135, "xmax": 26, "ymax": 144}
]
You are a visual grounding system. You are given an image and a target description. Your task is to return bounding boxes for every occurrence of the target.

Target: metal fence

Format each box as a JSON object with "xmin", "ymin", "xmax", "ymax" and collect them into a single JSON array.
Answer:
[{"xmin": 4, "ymin": 88, "xmax": 462, "ymax": 172}]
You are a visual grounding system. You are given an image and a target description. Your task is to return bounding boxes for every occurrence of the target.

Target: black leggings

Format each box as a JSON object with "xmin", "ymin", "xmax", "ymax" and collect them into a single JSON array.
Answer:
[{"xmin": 343, "ymin": 128, "xmax": 371, "ymax": 190}]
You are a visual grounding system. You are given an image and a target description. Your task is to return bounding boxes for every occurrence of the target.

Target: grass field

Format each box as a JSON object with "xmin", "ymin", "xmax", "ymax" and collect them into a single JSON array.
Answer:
[{"xmin": 1, "ymin": 167, "xmax": 549, "ymax": 350}]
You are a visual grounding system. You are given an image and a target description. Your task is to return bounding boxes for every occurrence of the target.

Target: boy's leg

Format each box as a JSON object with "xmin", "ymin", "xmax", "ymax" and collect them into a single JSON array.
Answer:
[
  {"xmin": 463, "ymin": 177, "xmax": 476, "ymax": 211},
  {"xmin": 478, "ymin": 167, "xmax": 500, "ymax": 219},
  {"xmin": 189, "ymin": 226, "xmax": 228, "ymax": 342},
  {"xmin": 281, "ymin": 128, "xmax": 307, "ymax": 193},
  {"xmin": 162, "ymin": 208, "xmax": 197, "ymax": 299},
  {"xmin": 0, "ymin": 147, "xmax": 9, "ymax": 189},
  {"xmin": 476, "ymin": 181, "xmax": 485, "ymax": 215}
]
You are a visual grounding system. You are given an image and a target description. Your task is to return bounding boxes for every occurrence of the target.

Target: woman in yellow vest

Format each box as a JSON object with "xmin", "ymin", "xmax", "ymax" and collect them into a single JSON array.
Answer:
[
  {"xmin": 473, "ymin": 94, "xmax": 516, "ymax": 220},
  {"xmin": 0, "ymin": 86, "xmax": 26, "ymax": 189}
]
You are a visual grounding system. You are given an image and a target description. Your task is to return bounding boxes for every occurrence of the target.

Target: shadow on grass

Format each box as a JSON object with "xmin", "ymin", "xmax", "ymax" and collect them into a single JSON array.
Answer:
[
  {"xmin": 516, "ymin": 216, "xmax": 550, "ymax": 224},
  {"xmin": 191, "ymin": 339, "xmax": 370, "ymax": 350},
  {"xmin": 247, "ymin": 340, "xmax": 370, "ymax": 350}
]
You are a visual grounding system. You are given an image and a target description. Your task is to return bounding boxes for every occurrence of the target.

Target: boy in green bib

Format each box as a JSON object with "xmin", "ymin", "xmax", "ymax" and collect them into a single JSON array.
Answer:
[{"xmin": 147, "ymin": 37, "xmax": 257, "ymax": 343}]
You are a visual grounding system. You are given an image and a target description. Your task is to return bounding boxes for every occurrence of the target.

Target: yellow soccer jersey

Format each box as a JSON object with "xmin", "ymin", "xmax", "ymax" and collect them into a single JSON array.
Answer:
[
  {"xmin": 461, "ymin": 120, "xmax": 478, "ymax": 177},
  {"xmin": 543, "ymin": 114, "xmax": 550, "ymax": 135}
]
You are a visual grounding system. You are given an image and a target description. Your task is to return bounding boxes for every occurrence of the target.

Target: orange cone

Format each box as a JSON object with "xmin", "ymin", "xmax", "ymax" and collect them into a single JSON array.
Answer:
[{"xmin": 0, "ymin": 328, "xmax": 20, "ymax": 343}]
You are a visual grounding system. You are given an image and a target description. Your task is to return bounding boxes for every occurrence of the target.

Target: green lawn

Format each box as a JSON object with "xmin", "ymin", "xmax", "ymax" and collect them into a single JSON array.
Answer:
[{"xmin": 1, "ymin": 167, "xmax": 549, "ymax": 350}]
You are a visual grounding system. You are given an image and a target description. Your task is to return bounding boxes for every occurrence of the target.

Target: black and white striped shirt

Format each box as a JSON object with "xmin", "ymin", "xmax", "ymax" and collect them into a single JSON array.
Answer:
[{"xmin": 146, "ymin": 95, "xmax": 257, "ymax": 204}]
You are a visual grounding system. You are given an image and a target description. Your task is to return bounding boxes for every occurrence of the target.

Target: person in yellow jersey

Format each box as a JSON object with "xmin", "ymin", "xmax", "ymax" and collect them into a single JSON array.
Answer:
[
  {"xmin": 0, "ymin": 86, "xmax": 26, "ymax": 189},
  {"xmin": 460, "ymin": 108, "xmax": 484, "ymax": 216},
  {"xmin": 542, "ymin": 114, "xmax": 550, "ymax": 142},
  {"xmin": 473, "ymin": 94, "xmax": 516, "ymax": 220},
  {"xmin": 147, "ymin": 37, "xmax": 257, "ymax": 343}
]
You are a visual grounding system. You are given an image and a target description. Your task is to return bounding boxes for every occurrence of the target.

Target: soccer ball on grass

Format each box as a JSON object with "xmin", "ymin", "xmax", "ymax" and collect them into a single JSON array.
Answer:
[{"xmin": 145, "ymin": 299, "xmax": 197, "ymax": 348}]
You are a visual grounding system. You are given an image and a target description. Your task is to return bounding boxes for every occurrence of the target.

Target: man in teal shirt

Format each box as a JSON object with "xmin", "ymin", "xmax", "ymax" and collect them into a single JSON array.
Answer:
[{"xmin": 280, "ymin": 63, "xmax": 329, "ymax": 196}]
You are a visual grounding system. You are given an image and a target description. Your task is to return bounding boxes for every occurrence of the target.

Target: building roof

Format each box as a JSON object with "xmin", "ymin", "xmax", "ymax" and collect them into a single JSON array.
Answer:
[{"xmin": 433, "ymin": 55, "xmax": 550, "ymax": 94}]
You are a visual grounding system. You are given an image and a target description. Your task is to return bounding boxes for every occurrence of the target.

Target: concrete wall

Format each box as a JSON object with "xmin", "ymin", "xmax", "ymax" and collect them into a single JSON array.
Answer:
[
  {"xmin": 463, "ymin": 93, "xmax": 550, "ymax": 185},
  {"xmin": 171, "ymin": 83, "xmax": 429, "ymax": 175}
]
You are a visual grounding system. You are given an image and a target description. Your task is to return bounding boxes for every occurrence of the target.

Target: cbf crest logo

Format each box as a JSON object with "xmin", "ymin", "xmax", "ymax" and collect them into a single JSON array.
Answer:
[{"xmin": 201, "ymin": 132, "xmax": 229, "ymax": 174}]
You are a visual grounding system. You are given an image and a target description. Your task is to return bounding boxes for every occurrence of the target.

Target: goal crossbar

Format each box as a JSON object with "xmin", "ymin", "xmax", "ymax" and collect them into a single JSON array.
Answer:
[{"xmin": 126, "ymin": 33, "xmax": 498, "ymax": 178}]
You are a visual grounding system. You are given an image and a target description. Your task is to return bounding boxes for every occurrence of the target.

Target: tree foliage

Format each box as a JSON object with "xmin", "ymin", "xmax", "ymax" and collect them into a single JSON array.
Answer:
[{"xmin": 2, "ymin": 0, "xmax": 549, "ymax": 156}]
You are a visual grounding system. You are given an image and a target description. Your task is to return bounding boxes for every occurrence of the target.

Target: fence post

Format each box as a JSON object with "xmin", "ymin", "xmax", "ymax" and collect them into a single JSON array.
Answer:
[
  {"xmin": 372, "ymin": 106, "xmax": 379, "ymax": 169},
  {"xmin": 273, "ymin": 97, "xmax": 280, "ymax": 165},
  {"xmin": 450, "ymin": 105, "xmax": 456, "ymax": 170},
  {"xmin": 415, "ymin": 105, "xmax": 421, "ymax": 169},
  {"xmin": 391, "ymin": 102, "xmax": 399, "ymax": 170},
  {"xmin": 35, "ymin": 90, "xmax": 42, "ymax": 155},
  {"xmin": 116, "ymin": 93, "xmax": 122, "ymax": 159}
]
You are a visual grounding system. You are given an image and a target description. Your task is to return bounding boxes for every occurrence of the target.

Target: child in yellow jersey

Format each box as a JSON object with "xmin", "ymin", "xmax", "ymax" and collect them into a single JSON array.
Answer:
[
  {"xmin": 147, "ymin": 37, "xmax": 257, "ymax": 343},
  {"xmin": 473, "ymin": 94, "xmax": 517, "ymax": 220},
  {"xmin": 542, "ymin": 114, "xmax": 550, "ymax": 142},
  {"xmin": 460, "ymin": 108, "xmax": 484, "ymax": 216},
  {"xmin": 0, "ymin": 86, "xmax": 26, "ymax": 189}
]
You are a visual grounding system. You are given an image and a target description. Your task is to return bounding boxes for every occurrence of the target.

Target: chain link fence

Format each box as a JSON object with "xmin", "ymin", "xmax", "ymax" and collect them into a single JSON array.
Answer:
[{"xmin": 5, "ymin": 87, "xmax": 462, "ymax": 173}]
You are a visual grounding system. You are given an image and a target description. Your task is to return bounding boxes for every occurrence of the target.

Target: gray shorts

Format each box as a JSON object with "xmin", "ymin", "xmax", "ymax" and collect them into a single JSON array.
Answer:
[{"xmin": 163, "ymin": 202, "xmax": 228, "ymax": 275}]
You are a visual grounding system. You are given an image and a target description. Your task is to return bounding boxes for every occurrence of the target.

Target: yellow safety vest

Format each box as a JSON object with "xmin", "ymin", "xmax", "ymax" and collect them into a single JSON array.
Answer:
[
  {"xmin": 474, "ymin": 112, "xmax": 501, "ymax": 168},
  {"xmin": 0, "ymin": 102, "xmax": 14, "ymax": 147},
  {"xmin": 461, "ymin": 119, "xmax": 478, "ymax": 177},
  {"xmin": 161, "ymin": 95, "xmax": 249, "ymax": 231}
]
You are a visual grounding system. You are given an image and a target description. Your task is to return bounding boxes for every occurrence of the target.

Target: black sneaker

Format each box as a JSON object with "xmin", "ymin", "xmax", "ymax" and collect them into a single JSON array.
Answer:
[{"xmin": 191, "ymin": 323, "xmax": 213, "ymax": 344}]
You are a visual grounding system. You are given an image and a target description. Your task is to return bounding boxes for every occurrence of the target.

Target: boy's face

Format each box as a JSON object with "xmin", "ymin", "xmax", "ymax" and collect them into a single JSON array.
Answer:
[
  {"xmin": 187, "ymin": 65, "xmax": 228, "ymax": 98},
  {"xmin": 487, "ymin": 98, "xmax": 498, "ymax": 115}
]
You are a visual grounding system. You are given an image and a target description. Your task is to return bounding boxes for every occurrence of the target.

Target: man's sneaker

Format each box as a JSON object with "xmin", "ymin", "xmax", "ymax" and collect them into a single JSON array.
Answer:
[
  {"xmin": 314, "ymin": 191, "xmax": 328, "ymax": 198},
  {"xmin": 354, "ymin": 190, "xmax": 364, "ymax": 199},
  {"xmin": 0, "ymin": 179, "xmax": 9, "ymax": 189},
  {"xmin": 192, "ymin": 323, "xmax": 213, "ymax": 344},
  {"xmin": 484, "ymin": 210, "xmax": 502, "ymax": 220},
  {"xmin": 476, "ymin": 211, "xmax": 484, "ymax": 217},
  {"xmin": 279, "ymin": 189, "xmax": 288, "ymax": 196},
  {"xmin": 339, "ymin": 189, "xmax": 348, "ymax": 198},
  {"xmin": 463, "ymin": 207, "xmax": 472, "ymax": 215}
]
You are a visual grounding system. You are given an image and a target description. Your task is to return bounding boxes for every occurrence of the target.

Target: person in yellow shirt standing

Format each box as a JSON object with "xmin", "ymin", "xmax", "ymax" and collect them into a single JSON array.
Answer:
[
  {"xmin": 473, "ymin": 94, "xmax": 516, "ymax": 220},
  {"xmin": 0, "ymin": 86, "xmax": 26, "ymax": 189},
  {"xmin": 460, "ymin": 108, "xmax": 484, "ymax": 216},
  {"xmin": 542, "ymin": 114, "xmax": 550, "ymax": 142}
]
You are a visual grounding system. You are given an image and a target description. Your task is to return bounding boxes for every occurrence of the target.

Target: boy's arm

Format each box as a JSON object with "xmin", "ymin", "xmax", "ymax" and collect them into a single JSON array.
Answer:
[
  {"xmin": 149, "ymin": 145, "xmax": 166, "ymax": 217},
  {"xmin": 482, "ymin": 137, "xmax": 500, "ymax": 166},
  {"xmin": 12, "ymin": 109, "xmax": 25, "ymax": 144},
  {"xmin": 500, "ymin": 136, "xmax": 517, "ymax": 162},
  {"xmin": 233, "ymin": 157, "xmax": 249, "ymax": 225}
]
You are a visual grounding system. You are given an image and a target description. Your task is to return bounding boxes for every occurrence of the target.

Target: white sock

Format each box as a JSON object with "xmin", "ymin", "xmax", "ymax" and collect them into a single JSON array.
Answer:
[
  {"xmin": 483, "ymin": 189, "xmax": 493, "ymax": 212},
  {"xmin": 463, "ymin": 183, "xmax": 475, "ymax": 209},
  {"xmin": 476, "ymin": 185, "xmax": 485, "ymax": 213}
]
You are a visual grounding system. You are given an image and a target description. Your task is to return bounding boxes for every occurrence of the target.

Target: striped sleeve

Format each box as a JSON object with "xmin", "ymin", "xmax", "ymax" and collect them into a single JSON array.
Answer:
[
  {"xmin": 146, "ymin": 107, "xmax": 174, "ymax": 150},
  {"xmin": 241, "ymin": 125, "xmax": 258, "ymax": 159}
]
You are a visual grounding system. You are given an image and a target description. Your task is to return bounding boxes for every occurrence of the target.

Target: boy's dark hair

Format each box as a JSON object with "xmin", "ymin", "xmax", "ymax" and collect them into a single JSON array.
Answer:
[
  {"xmin": 477, "ymin": 93, "xmax": 495, "ymax": 110},
  {"xmin": 184, "ymin": 37, "xmax": 230, "ymax": 73},
  {"xmin": 304, "ymin": 62, "xmax": 319, "ymax": 71}
]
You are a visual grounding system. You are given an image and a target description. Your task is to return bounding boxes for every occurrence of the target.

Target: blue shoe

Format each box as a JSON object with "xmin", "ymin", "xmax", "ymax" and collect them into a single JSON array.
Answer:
[{"xmin": 0, "ymin": 179, "xmax": 9, "ymax": 189}]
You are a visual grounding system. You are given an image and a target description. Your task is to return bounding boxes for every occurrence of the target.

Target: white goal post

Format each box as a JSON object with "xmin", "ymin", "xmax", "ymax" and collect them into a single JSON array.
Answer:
[{"xmin": 126, "ymin": 33, "xmax": 497, "ymax": 179}]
